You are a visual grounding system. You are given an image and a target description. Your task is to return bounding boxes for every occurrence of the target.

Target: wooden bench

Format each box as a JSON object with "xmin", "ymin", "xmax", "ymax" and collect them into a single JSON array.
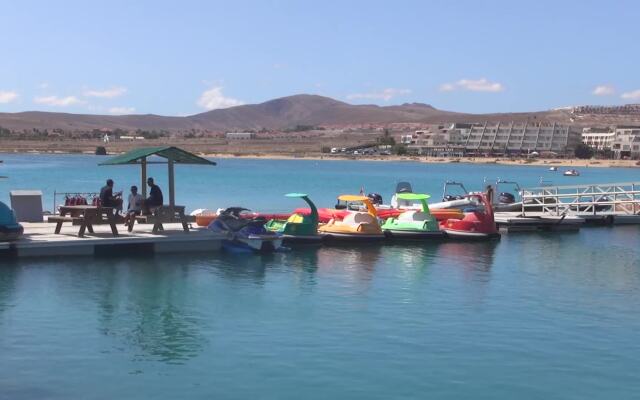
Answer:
[
  {"xmin": 48, "ymin": 206, "xmax": 119, "ymax": 238},
  {"xmin": 133, "ymin": 205, "xmax": 193, "ymax": 234}
]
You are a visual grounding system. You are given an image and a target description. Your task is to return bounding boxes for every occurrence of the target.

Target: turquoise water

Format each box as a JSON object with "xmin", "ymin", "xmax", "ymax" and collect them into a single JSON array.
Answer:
[{"xmin": 1, "ymin": 154, "xmax": 640, "ymax": 399}]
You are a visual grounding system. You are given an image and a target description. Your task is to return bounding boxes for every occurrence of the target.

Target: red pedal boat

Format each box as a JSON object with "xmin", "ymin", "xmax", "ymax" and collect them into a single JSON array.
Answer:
[{"xmin": 440, "ymin": 193, "xmax": 500, "ymax": 239}]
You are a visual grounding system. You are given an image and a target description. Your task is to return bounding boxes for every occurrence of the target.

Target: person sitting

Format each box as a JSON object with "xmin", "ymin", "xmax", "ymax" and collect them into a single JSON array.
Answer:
[
  {"xmin": 123, "ymin": 185, "xmax": 143, "ymax": 230},
  {"xmin": 144, "ymin": 177, "xmax": 163, "ymax": 214},
  {"xmin": 99, "ymin": 179, "xmax": 123, "ymax": 214}
]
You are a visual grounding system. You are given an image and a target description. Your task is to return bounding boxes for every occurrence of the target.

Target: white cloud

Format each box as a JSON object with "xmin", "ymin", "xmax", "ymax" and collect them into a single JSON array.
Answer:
[
  {"xmin": 592, "ymin": 85, "xmax": 615, "ymax": 96},
  {"xmin": 346, "ymin": 88, "xmax": 412, "ymax": 101},
  {"xmin": 0, "ymin": 91, "xmax": 18, "ymax": 104},
  {"xmin": 197, "ymin": 86, "xmax": 243, "ymax": 110},
  {"xmin": 34, "ymin": 95, "xmax": 83, "ymax": 107},
  {"xmin": 439, "ymin": 83, "xmax": 455, "ymax": 92},
  {"xmin": 621, "ymin": 89, "xmax": 640, "ymax": 100},
  {"xmin": 439, "ymin": 78, "xmax": 504, "ymax": 92},
  {"xmin": 108, "ymin": 106, "xmax": 135, "ymax": 115},
  {"xmin": 83, "ymin": 86, "xmax": 127, "ymax": 98}
]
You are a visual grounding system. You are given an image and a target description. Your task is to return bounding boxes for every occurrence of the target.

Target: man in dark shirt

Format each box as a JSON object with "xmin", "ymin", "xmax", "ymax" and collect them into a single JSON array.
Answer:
[
  {"xmin": 144, "ymin": 177, "xmax": 163, "ymax": 214},
  {"xmin": 99, "ymin": 179, "xmax": 123, "ymax": 213}
]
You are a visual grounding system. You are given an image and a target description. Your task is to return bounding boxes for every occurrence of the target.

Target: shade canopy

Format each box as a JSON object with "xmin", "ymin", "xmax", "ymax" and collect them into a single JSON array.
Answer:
[
  {"xmin": 338, "ymin": 195, "xmax": 369, "ymax": 202},
  {"xmin": 99, "ymin": 146, "xmax": 216, "ymax": 166},
  {"xmin": 285, "ymin": 193, "xmax": 308, "ymax": 198},
  {"xmin": 99, "ymin": 146, "xmax": 215, "ymax": 208},
  {"xmin": 397, "ymin": 193, "xmax": 431, "ymax": 201}
]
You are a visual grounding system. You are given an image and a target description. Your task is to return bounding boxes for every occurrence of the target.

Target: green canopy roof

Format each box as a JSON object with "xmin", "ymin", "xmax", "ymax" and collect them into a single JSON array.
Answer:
[{"xmin": 99, "ymin": 146, "xmax": 216, "ymax": 166}]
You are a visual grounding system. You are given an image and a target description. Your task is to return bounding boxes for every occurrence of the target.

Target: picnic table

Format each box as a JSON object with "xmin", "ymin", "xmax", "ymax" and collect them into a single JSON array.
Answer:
[
  {"xmin": 133, "ymin": 205, "xmax": 193, "ymax": 234},
  {"xmin": 48, "ymin": 205, "xmax": 119, "ymax": 237}
]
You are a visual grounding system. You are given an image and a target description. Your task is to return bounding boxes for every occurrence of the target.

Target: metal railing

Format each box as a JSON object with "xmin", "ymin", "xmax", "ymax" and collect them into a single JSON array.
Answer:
[{"xmin": 521, "ymin": 182, "xmax": 640, "ymax": 216}]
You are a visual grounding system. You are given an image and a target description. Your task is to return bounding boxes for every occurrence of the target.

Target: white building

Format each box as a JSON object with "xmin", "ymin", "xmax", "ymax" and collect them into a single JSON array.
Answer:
[
  {"xmin": 226, "ymin": 132, "xmax": 256, "ymax": 140},
  {"xmin": 408, "ymin": 122, "xmax": 580, "ymax": 156},
  {"xmin": 582, "ymin": 127, "xmax": 616, "ymax": 150},
  {"xmin": 612, "ymin": 126, "xmax": 640, "ymax": 159}
]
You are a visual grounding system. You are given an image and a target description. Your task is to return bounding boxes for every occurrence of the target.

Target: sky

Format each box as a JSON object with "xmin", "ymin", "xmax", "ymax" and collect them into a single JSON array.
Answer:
[{"xmin": 0, "ymin": 0, "xmax": 638, "ymax": 116}]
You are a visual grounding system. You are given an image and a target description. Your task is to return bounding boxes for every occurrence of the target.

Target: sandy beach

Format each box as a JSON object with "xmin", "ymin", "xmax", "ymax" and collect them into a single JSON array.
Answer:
[{"xmin": 204, "ymin": 152, "xmax": 640, "ymax": 169}]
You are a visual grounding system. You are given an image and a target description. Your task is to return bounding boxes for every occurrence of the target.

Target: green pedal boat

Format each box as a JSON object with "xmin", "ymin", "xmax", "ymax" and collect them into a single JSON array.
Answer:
[
  {"xmin": 266, "ymin": 193, "xmax": 323, "ymax": 245},
  {"xmin": 381, "ymin": 193, "xmax": 445, "ymax": 239}
]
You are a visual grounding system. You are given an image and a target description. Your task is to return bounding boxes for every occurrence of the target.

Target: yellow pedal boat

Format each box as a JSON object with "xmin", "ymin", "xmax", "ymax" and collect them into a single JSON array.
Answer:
[{"xmin": 318, "ymin": 195, "xmax": 385, "ymax": 241}]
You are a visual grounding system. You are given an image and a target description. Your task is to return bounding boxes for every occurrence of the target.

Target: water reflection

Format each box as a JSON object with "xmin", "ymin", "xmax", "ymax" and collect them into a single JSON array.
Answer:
[
  {"xmin": 435, "ymin": 240, "xmax": 499, "ymax": 277},
  {"xmin": 280, "ymin": 249, "xmax": 320, "ymax": 292},
  {"xmin": 0, "ymin": 261, "xmax": 19, "ymax": 322},
  {"xmin": 92, "ymin": 257, "xmax": 207, "ymax": 365},
  {"xmin": 379, "ymin": 243, "xmax": 439, "ymax": 280},
  {"xmin": 316, "ymin": 245, "xmax": 383, "ymax": 287}
]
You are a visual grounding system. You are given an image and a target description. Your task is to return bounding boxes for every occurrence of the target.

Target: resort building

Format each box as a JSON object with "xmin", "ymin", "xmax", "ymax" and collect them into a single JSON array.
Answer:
[
  {"xmin": 408, "ymin": 122, "xmax": 581, "ymax": 157},
  {"xmin": 611, "ymin": 126, "xmax": 640, "ymax": 159},
  {"xmin": 582, "ymin": 127, "xmax": 616, "ymax": 150}
]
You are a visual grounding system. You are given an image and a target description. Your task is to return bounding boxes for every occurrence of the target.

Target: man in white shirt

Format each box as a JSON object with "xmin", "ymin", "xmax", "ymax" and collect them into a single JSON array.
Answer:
[{"xmin": 124, "ymin": 185, "xmax": 143, "ymax": 230}]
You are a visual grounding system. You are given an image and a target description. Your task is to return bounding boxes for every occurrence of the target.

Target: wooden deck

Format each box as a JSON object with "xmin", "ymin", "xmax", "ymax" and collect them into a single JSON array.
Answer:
[{"xmin": 0, "ymin": 222, "xmax": 223, "ymax": 258}]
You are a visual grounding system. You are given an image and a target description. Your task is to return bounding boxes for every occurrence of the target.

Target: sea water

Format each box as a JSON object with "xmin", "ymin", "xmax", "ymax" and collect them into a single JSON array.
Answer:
[{"xmin": 1, "ymin": 154, "xmax": 639, "ymax": 399}]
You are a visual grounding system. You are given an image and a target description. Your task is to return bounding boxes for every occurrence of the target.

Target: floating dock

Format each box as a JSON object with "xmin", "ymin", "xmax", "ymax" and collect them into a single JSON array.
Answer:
[
  {"xmin": 495, "ymin": 212, "xmax": 585, "ymax": 232},
  {"xmin": 0, "ymin": 222, "xmax": 223, "ymax": 259},
  {"xmin": 496, "ymin": 181, "xmax": 640, "ymax": 232}
]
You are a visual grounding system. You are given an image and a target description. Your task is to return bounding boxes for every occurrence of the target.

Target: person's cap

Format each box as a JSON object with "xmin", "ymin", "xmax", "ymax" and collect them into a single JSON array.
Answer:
[
  {"xmin": 131, "ymin": 185, "xmax": 138, "ymax": 191},
  {"xmin": 107, "ymin": 179, "xmax": 114, "ymax": 185}
]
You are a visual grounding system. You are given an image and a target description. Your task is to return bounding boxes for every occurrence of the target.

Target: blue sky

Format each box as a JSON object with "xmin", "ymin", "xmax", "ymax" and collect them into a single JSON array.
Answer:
[{"xmin": 0, "ymin": 0, "xmax": 638, "ymax": 115}]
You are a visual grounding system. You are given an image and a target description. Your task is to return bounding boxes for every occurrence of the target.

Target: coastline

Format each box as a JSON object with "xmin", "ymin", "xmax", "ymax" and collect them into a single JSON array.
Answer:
[
  {"xmin": 204, "ymin": 153, "xmax": 640, "ymax": 168},
  {"xmin": 2, "ymin": 148, "xmax": 639, "ymax": 168}
]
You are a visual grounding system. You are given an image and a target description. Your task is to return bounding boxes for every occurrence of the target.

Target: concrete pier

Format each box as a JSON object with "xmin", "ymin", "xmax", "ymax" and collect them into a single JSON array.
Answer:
[{"xmin": 0, "ymin": 222, "xmax": 223, "ymax": 259}]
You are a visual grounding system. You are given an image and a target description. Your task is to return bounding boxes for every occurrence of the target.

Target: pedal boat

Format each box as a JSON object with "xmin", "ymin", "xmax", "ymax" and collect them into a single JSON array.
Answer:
[
  {"xmin": 317, "ymin": 195, "xmax": 385, "ymax": 241},
  {"xmin": 381, "ymin": 193, "xmax": 445, "ymax": 239},
  {"xmin": 265, "ymin": 193, "xmax": 322, "ymax": 244},
  {"xmin": 440, "ymin": 193, "xmax": 500, "ymax": 240}
]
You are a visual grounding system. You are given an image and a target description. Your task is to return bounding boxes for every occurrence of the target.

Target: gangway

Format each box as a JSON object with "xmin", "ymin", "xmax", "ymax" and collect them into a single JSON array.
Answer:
[{"xmin": 520, "ymin": 182, "xmax": 640, "ymax": 224}]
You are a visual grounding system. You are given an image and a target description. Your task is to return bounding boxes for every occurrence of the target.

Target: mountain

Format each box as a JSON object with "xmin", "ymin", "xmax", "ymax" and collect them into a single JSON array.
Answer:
[{"xmin": 0, "ymin": 94, "xmax": 638, "ymax": 133}]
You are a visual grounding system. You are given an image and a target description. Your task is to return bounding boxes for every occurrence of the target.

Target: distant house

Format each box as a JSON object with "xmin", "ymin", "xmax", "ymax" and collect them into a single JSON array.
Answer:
[{"xmin": 226, "ymin": 132, "xmax": 256, "ymax": 140}]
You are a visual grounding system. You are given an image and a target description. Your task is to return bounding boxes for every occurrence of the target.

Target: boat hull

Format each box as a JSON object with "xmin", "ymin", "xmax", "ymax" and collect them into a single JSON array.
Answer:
[
  {"xmin": 442, "ymin": 229, "xmax": 500, "ymax": 240},
  {"xmin": 222, "ymin": 235, "xmax": 283, "ymax": 253},
  {"xmin": 281, "ymin": 234, "xmax": 323, "ymax": 245},
  {"xmin": 319, "ymin": 232, "xmax": 386, "ymax": 243},
  {"xmin": 383, "ymin": 229, "xmax": 446, "ymax": 240}
]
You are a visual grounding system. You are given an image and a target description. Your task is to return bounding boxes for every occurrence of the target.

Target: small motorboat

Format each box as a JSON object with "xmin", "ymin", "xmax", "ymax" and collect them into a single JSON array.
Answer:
[
  {"xmin": 564, "ymin": 169, "xmax": 580, "ymax": 176},
  {"xmin": 208, "ymin": 207, "xmax": 283, "ymax": 252},
  {"xmin": 389, "ymin": 182, "xmax": 419, "ymax": 209},
  {"xmin": 0, "ymin": 201, "xmax": 23, "ymax": 241},
  {"xmin": 549, "ymin": 166, "xmax": 558, "ymax": 171},
  {"xmin": 265, "ymin": 193, "xmax": 322, "ymax": 245},
  {"xmin": 317, "ymin": 195, "xmax": 385, "ymax": 242},
  {"xmin": 381, "ymin": 193, "xmax": 444, "ymax": 239},
  {"xmin": 440, "ymin": 193, "xmax": 500, "ymax": 240},
  {"xmin": 430, "ymin": 181, "xmax": 476, "ymax": 211}
]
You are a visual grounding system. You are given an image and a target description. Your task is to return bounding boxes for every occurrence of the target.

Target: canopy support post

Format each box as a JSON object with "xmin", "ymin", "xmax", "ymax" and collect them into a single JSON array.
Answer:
[
  {"xmin": 141, "ymin": 157, "xmax": 148, "ymax": 198},
  {"xmin": 168, "ymin": 158, "xmax": 175, "ymax": 208}
]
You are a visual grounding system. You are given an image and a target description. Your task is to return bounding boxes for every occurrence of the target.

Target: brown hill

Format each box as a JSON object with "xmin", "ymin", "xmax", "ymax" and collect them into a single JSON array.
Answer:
[{"xmin": 1, "ymin": 94, "xmax": 638, "ymax": 133}]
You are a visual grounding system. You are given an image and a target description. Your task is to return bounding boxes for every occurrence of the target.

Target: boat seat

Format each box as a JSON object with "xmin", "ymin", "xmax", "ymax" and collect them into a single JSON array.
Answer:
[
  {"xmin": 342, "ymin": 212, "xmax": 376, "ymax": 226},
  {"xmin": 287, "ymin": 214, "xmax": 304, "ymax": 224},
  {"xmin": 398, "ymin": 211, "xmax": 430, "ymax": 222}
]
